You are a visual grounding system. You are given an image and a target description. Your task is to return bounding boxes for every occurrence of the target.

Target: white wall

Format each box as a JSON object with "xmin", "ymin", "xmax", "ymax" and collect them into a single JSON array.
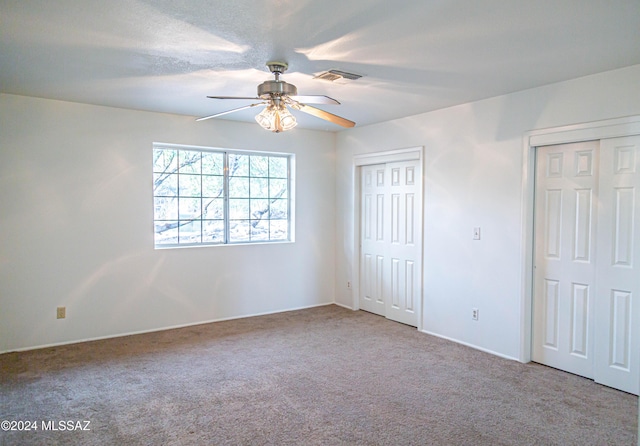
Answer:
[
  {"xmin": 335, "ymin": 64, "xmax": 640, "ymax": 360},
  {"xmin": 0, "ymin": 94, "xmax": 336, "ymax": 352}
]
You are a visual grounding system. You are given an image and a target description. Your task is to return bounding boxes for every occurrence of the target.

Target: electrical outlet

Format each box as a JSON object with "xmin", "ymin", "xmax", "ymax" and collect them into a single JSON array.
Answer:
[
  {"xmin": 57, "ymin": 306, "xmax": 66, "ymax": 319},
  {"xmin": 347, "ymin": 281, "xmax": 352, "ymax": 289},
  {"xmin": 472, "ymin": 308, "xmax": 479, "ymax": 321}
]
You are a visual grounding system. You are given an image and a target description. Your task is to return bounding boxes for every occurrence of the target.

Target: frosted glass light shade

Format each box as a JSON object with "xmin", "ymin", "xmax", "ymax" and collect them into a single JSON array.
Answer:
[
  {"xmin": 255, "ymin": 105, "xmax": 276, "ymax": 130},
  {"xmin": 277, "ymin": 107, "xmax": 297, "ymax": 131}
]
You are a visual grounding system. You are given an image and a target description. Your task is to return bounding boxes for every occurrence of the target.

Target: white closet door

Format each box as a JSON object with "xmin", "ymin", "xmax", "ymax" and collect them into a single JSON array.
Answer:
[
  {"xmin": 533, "ymin": 141, "xmax": 599, "ymax": 379},
  {"xmin": 360, "ymin": 163, "xmax": 388, "ymax": 317},
  {"xmin": 386, "ymin": 161, "xmax": 421, "ymax": 326},
  {"xmin": 359, "ymin": 160, "xmax": 422, "ymax": 327},
  {"xmin": 594, "ymin": 136, "xmax": 640, "ymax": 395},
  {"xmin": 533, "ymin": 136, "xmax": 639, "ymax": 395}
]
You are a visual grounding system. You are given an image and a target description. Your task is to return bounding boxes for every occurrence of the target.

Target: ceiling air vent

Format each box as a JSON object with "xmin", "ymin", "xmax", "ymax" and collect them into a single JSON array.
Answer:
[{"xmin": 314, "ymin": 69, "xmax": 362, "ymax": 82}]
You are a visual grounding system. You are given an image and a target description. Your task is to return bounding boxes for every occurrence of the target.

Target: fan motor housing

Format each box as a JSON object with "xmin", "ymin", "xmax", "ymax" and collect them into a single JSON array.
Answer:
[{"xmin": 257, "ymin": 80, "xmax": 297, "ymax": 98}]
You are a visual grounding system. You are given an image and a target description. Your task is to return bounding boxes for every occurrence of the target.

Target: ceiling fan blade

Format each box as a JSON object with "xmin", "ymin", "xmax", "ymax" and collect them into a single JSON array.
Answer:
[
  {"xmin": 196, "ymin": 102, "xmax": 265, "ymax": 121},
  {"xmin": 289, "ymin": 95, "xmax": 340, "ymax": 105},
  {"xmin": 291, "ymin": 103, "xmax": 355, "ymax": 128},
  {"xmin": 207, "ymin": 96, "xmax": 262, "ymax": 100}
]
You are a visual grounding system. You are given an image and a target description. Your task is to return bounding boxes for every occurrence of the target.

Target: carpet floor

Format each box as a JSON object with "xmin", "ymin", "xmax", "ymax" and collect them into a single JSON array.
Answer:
[{"xmin": 1, "ymin": 305, "xmax": 637, "ymax": 445}]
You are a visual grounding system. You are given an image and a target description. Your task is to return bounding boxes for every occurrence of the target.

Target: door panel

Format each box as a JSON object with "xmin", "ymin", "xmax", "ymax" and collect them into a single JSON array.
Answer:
[
  {"xmin": 386, "ymin": 162, "xmax": 421, "ymax": 326},
  {"xmin": 533, "ymin": 141, "xmax": 599, "ymax": 379},
  {"xmin": 594, "ymin": 136, "xmax": 640, "ymax": 394},
  {"xmin": 360, "ymin": 164, "xmax": 387, "ymax": 316},
  {"xmin": 359, "ymin": 160, "xmax": 422, "ymax": 327}
]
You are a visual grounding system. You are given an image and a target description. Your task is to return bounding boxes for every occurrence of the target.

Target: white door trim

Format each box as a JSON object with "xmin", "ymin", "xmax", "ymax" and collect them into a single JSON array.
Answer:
[
  {"xmin": 352, "ymin": 147, "xmax": 424, "ymax": 331},
  {"xmin": 520, "ymin": 115, "xmax": 640, "ymax": 363},
  {"xmin": 354, "ymin": 147, "xmax": 422, "ymax": 166}
]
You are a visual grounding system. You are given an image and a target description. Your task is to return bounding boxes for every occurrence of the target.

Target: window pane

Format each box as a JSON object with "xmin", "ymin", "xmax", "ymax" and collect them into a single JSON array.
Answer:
[
  {"xmin": 179, "ymin": 197, "xmax": 201, "ymax": 219},
  {"xmin": 229, "ymin": 154, "xmax": 249, "ymax": 177},
  {"xmin": 269, "ymin": 157, "xmax": 287, "ymax": 178},
  {"xmin": 250, "ymin": 178, "xmax": 268, "ymax": 198},
  {"xmin": 250, "ymin": 219, "xmax": 269, "ymax": 241},
  {"xmin": 229, "ymin": 177, "xmax": 249, "ymax": 198},
  {"xmin": 250, "ymin": 156, "xmax": 269, "ymax": 177},
  {"xmin": 250, "ymin": 199, "xmax": 269, "ymax": 219},
  {"xmin": 179, "ymin": 220, "xmax": 201, "ymax": 244},
  {"xmin": 178, "ymin": 174, "xmax": 201, "ymax": 197},
  {"xmin": 201, "ymin": 152, "xmax": 224, "ymax": 175},
  {"xmin": 154, "ymin": 173, "xmax": 177, "ymax": 197},
  {"xmin": 155, "ymin": 222, "xmax": 179, "ymax": 245},
  {"xmin": 203, "ymin": 198, "xmax": 224, "ymax": 219},
  {"xmin": 270, "ymin": 199, "xmax": 288, "ymax": 219},
  {"xmin": 270, "ymin": 178, "xmax": 288, "ymax": 199},
  {"xmin": 229, "ymin": 199, "xmax": 249, "ymax": 220},
  {"xmin": 270, "ymin": 220, "xmax": 288, "ymax": 240},
  {"xmin": 154, "ymin": 196, "xmax": 178, "ymax": 220},
  {"xmin": 153, "ymin": 149, "xmax": 177, "ymax": 173},
  {"xmin": 203, "ymin": 220, "xmax": 224, "ymax": 243},
  {"xmin": 179, "ymin": 151, "xmax": 202, "ymax": 174},
  {"xmin": 202, "ymin": 175, "xmax": 224, "ymax": 197},
  {"xmin": 229, "ymin": 220, "xmax": 250, "ymax": 242}
]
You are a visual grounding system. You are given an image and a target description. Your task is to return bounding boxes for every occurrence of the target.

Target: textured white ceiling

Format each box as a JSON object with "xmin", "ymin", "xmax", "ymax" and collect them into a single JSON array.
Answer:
[{"xmin": 1, "ymin": 0, "xmax": 639, "ymax": 131}]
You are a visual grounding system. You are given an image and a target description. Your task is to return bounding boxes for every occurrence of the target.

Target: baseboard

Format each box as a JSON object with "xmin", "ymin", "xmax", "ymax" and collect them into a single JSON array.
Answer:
[
  {"xmin": 1, "ymin": 302, "xmax": 335, "ymax": 354},
  {"xmin": 333, "ymin": 302, "xmax": 356, "ymax": 311},
  {"xmin": 420, "ymin": 329, "xmax": 520, "ymax": 362}
]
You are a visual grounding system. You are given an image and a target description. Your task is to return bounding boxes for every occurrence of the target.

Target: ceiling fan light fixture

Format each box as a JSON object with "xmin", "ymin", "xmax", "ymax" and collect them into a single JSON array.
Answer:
[{"xmin": 255, "ymin": 103, "xmax": 297, "ymax": 133}]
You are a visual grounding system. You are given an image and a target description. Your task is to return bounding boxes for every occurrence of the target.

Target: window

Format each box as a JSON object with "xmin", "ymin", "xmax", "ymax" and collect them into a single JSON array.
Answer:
[{"xmin": 153, "ymin": 144, "xmax": 293, "ymax": 247}]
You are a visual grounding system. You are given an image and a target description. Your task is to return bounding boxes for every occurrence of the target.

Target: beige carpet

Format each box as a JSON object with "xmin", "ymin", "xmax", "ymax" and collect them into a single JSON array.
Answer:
[{"xmin": 1, "ymin": 305, "xmax": 637, "ymax": 445}]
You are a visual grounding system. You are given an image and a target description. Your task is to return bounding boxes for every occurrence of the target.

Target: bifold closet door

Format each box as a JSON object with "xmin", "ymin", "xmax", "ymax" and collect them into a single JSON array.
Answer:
[
  {"xmin": 533, "ymin": 136, "xmax": 639, "ymax": 395},
  {"xmin": 359, "ymin": 161, "xmax": 421, "ymax": 327}
]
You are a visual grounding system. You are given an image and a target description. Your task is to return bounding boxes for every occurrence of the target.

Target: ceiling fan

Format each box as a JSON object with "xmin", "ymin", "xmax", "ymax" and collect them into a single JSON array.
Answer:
[{"xmin": 197, "ymin": 62, "xmax": 355, "ymax": 132}]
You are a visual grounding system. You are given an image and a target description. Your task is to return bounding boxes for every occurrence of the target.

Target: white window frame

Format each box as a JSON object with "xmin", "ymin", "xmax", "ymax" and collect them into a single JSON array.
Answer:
[{"xmin": 153, "ymin": 143, "xmax": 295, "ymax": 248}]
